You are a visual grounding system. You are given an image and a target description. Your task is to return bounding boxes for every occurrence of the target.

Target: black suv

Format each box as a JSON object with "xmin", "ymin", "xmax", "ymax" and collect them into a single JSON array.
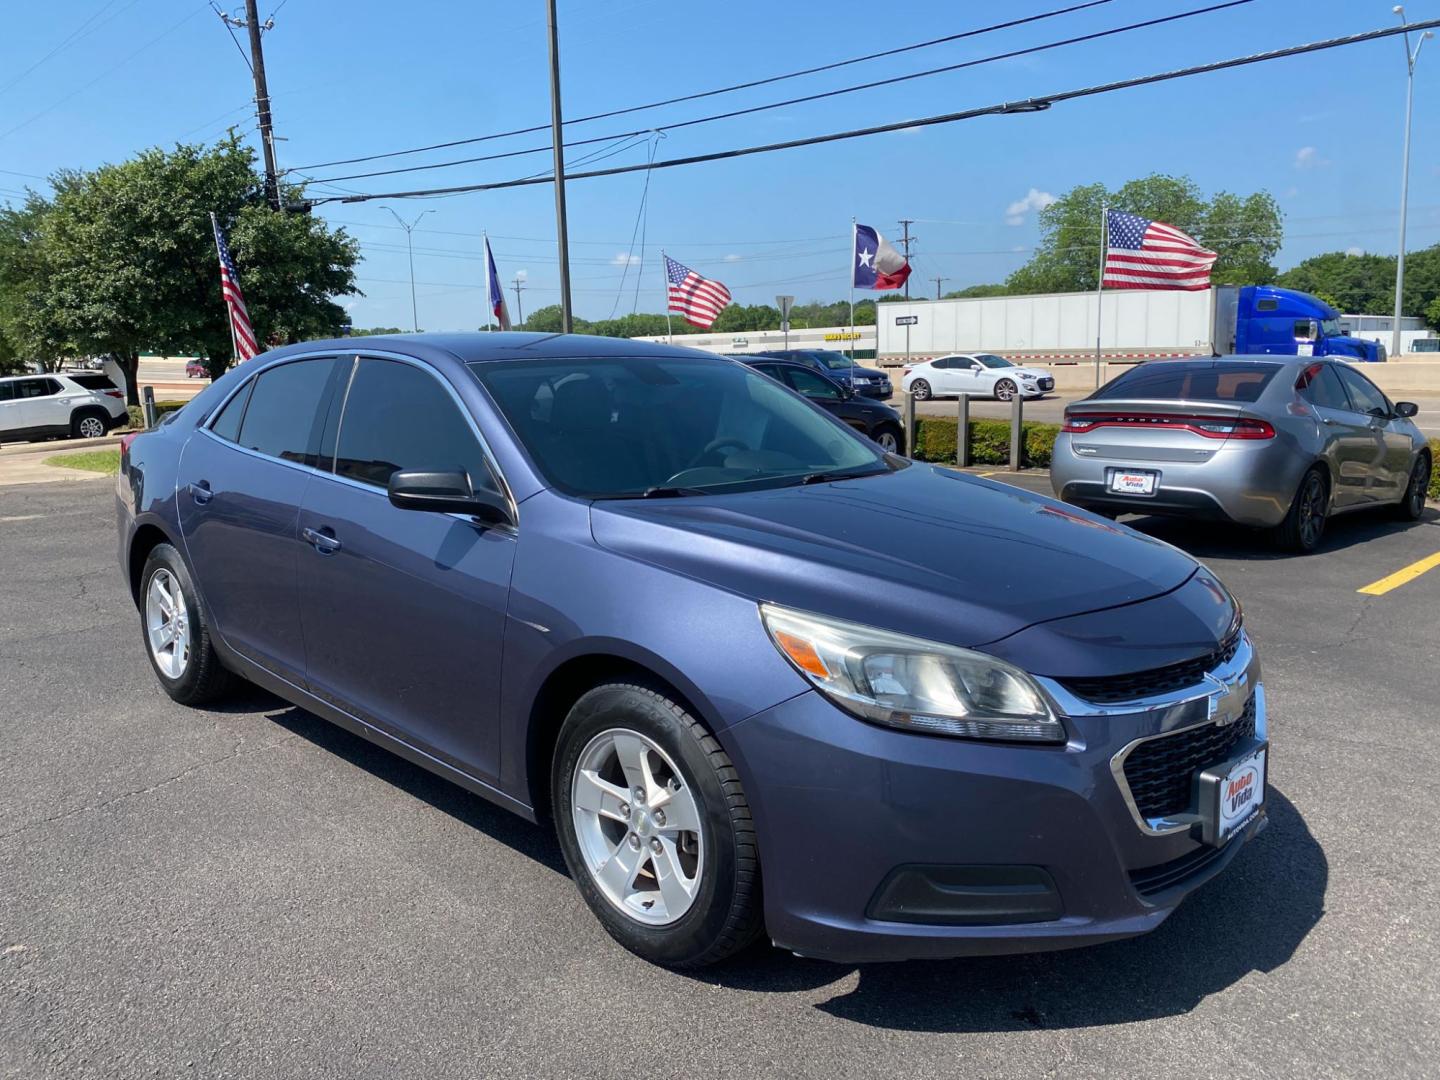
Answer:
[
  {"xmin": 755, "ymin": 349, "xmax": 892, "ymax": 399},
  {"xmin": 736, "ymin": 357, "xmax": 905, "ymax": 454}
]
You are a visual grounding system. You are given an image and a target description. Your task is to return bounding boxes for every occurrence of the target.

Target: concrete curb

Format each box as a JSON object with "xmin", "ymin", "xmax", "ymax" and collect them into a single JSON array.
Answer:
[{"xmin": 0, "ymin": 433, "xmax": 130, "ymax": 458}]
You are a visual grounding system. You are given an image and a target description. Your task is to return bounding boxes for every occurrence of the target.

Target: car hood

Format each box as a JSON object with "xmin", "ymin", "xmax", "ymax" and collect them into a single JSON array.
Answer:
[
  {"xmin": 843, "ymin": 367, "xmax": 888, "ymax": 380},
  {"xmin": 589, "ymin": 464, "xmax": 1201, "ymax": 655},
  {"xmin": 997, "ymin": 367, "xmax": 1050, "ymax": 380}
]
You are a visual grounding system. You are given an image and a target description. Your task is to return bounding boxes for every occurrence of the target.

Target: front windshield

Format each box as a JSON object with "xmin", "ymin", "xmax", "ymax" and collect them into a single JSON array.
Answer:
[
  {"xmin": 812, "ymin": 351, "xmax": 857, "ymax": 371},
  {"xmin": 472, "ymin": 356, "xmax": 892, "ymax": 498},
  {"xmin": 976, "ymin": 354, "xmax": 1014, "ymax": 369}
]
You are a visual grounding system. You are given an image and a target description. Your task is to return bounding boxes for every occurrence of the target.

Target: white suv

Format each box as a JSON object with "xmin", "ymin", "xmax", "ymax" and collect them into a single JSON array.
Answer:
[{"xmin": 0, "ymin": 372, "xmax": 128, "ymax": 444}]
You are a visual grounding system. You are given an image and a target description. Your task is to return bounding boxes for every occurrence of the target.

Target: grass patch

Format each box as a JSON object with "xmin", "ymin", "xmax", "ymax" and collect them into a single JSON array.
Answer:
[{"xmin": 45, "ymin": 449, "xmax": 120, "ymax": 474}]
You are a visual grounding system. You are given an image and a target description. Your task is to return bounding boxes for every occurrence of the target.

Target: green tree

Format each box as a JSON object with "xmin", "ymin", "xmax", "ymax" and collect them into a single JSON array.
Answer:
[
  {"xmin": 1005, "ymin": 174, "xmax": 1282, "ymax": 294},
  {"xmin": 1426, "ymin": 294, "xmax": 1440, "ymax": 330},
  {"xmin": 944, "ymin": 283, "xmax": 1010, "ymax": 299},
  {"xmin": 1276, "ymin": 251, "xmax": 1394, "ymax": 313},
  {"xmin": 4, "ymin": 137, "xmax": 358, "ymax": 404},
  {"xmin": 0, "ymin": 198, "xmax": 69, "ymax": 372},
  {"xmin": 351, "ymin": 326, "xmax": 407, "ymax": 337}
]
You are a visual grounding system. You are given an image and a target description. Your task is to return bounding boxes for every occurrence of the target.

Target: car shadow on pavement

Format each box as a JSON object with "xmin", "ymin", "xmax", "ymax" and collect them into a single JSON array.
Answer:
[
  {"xmin": 701, "ymin": 789, "xmax": 1326, "ymax": 1032},
  {"xmin": 1123, "ymin": 504, "xmax": 1438, "ymax": 559},
  {"xmin": 246, "ymin": 691, "xmax": 570, "ymax": 876}
]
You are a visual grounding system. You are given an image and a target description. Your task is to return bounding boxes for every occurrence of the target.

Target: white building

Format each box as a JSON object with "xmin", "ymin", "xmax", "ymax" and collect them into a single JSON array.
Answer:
[
  {"xmin": 1338, "ymin": 313, "xmax": 1433, "ymax": 354},
  {"xmin": 630, "ymin": 325, "xmax": 877, "ymax": 359}
]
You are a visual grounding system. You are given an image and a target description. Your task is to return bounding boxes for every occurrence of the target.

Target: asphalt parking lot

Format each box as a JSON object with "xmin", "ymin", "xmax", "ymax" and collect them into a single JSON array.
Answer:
[{"xmin": 3, "ymin": 472, "xmax": 1439, "ymax": 1079}]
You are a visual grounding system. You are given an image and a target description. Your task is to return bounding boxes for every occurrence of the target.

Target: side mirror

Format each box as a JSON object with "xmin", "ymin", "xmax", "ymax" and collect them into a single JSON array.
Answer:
[
  {"xmin": 1394, "ymin": 401, "xmax": 1419, "ymax": 418},
  {"xmin": 388, "ymin": 469, "xmax": 513, "ymax": 526}
]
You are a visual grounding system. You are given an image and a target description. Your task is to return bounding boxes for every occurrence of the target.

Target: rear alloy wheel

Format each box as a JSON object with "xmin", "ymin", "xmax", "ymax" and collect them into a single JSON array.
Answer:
[
  {"xmin": 994, "ymin": 379, "xmax": 1018, "ymax": 402},
  {"xmin": 1395, "ymin": 455, "xmax": 1431, "ymax": 521},
  {"xmin": 139, "ymin": 543, "xmax": 236, "ymax": 705},
  {"xmin": 73, "ymin": 412, "xmax": 107, "ymax": 439},
  {"xmin": 1275, "ymin": 466, "xmax": 1328, "ymax": 553},
  {"xmin": 873, "ymin": 423, "xmax": 904, "ymax": 455},
  {"xmin": 553, "ymin": 683, "xmax": 763, "ymax": 968},
  {"xmin": 909, "ymin": 379, "xmax": 932, "ymax": 401}
]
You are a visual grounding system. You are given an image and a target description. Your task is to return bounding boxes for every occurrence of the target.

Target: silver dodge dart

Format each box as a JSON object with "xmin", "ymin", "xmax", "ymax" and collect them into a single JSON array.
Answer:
[{"xmin": 1052, "ymin": 357, "xmax": 1431, "ymax": 552}]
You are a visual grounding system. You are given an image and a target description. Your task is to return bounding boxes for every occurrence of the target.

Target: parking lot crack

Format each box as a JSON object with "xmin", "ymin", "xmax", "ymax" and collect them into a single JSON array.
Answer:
[{"xmin": 0, "ymin": 733, "xmax": 302, "ymax": 843}]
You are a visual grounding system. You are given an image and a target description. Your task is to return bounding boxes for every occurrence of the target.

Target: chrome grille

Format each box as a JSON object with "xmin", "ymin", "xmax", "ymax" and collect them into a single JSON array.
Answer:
[
  {"xmin": 1122, "ymin": 695, "xmax": 1257, "ymax": 820},
  {"xmin": 1060, "ymin": 624, "xmax": 1242, "ymax": 705}
]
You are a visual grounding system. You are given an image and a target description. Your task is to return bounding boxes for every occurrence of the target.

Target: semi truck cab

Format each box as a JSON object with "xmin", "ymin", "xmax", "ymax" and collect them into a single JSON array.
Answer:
[{"xmin": 1230, "ymin": 285, "xmax": 1385, "ymax": 362}]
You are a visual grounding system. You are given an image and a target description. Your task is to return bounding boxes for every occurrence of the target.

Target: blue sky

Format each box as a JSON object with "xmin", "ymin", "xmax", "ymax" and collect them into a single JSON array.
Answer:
[{"xmin": 2, "ymin": 0, "xmax": 1438, "ymax": 330}]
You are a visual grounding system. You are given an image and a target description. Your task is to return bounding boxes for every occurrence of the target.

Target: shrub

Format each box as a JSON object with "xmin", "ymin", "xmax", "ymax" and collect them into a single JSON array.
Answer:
[
  {"xmin": 1429, "ymin": 439, "xmax": 1439, "ymax": 501},
  {"xmin": 912, "ymin": 416, "xmax": 1061, "ymax": 469},
  {"xmin": 125, "ymin": 400, "xmax": 187, "ymax": 429}
]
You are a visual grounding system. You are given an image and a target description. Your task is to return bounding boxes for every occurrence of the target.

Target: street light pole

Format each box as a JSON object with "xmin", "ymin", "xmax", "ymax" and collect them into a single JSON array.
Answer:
[
  {"xmin": 1391, "ymin": 6, "xmax": 1433, "ymax": 357},
  {"xmin": 546, "ymin": 0, "xmax": 574, "ymax": 333},
  {"xmin": 383, "ymin": 206, "xmax": 434, "ymax": 333}
]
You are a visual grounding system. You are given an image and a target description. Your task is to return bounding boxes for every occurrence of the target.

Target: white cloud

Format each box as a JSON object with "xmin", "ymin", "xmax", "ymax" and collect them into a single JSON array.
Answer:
[
  {"xmin": 610, "ymin": 252, "xmax": 641, "ymax": 267},
  {"xmin": 515, "ymin": 269, "xmax": 527, "ymax": 282},
  {"xmin": 1345, "ymin": 246, "xmax": 1364, "ymax": 257},
  {"xmin": 1283, "ymin": 185, "xmax": 1300, "ymax": 198},
  {"xmin": 1294, "ymin": 146, "xmax": 1328, "ymax": 169},
  {"xmin": 1005, "ymin": 188, "xmax": 1057, "ymax": 226},
  {"xmin": 723, "ymin": 253, "xmax": 742, "ymax": 263}
]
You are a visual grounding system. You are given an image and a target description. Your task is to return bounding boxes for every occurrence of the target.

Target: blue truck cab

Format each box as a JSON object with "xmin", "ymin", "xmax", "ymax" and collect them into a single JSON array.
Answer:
[{"xmin": 1230, "ymin": 285, "xmax": 1385, "ymax": 362}]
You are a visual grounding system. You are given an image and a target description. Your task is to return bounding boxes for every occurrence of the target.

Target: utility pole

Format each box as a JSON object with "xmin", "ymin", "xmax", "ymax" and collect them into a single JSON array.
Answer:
[
  {"xmin": 383, "ymin": 207, "xmax": 433, "ymax": 333},
  {"xmin": 932, "ymin": 276, "xmax": 947, "ymax": 300},
  {"xmin": 511, "ymin": 275, "xmax": 527, "ymax": 327},
  {"xmin": 220, "ymin": 2, "xmax": 281, "ymax": 209},
  {"xmin": 1390, "ymin": 6, "xmax": 1433, "ymax": 357},
  {"xmin": 898, "ymin": 219, "xmax": 915, "ymax": 370},
  {"xmin": 898, "ymin": 219, "xmax": 915, "ymax": 299},
  {"xmin": 545, "ymin": 0, "xmax": 574, "ymax": 333}
]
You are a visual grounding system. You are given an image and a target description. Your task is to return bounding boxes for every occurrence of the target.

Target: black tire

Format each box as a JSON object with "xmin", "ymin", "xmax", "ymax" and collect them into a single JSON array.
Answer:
[
  {"xmin": 1394, "ymin": 454, "xmax": 1431, "ymax": 521},
  {"xmin": 139, "ymin": 543, "xmax": 236, "ymax": 705},
  {"xmin": 1273, "ymin": 466, "xmax": 1329, "ymax": 553},
  {"xmin": 552, "ymin": 683, "xmax": 764, "ymax": 968},
  {"xmin": 71, "ymin": 409, "xmax": 109, "ymax": 439},
  {"xmin": 994, "ymin": 378, "xmax": 1018, "ymax": 402},
  {"xmin": 873, "ymin": 423, "xmax": 905, "ymax": 456},
  {"xmin": 909, "ymin": 379, "xmax": 932, "ymax": 401}
]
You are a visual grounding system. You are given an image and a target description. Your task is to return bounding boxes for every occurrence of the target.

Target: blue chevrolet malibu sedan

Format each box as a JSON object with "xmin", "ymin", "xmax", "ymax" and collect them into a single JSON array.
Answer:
[{"xmin": 117, "ymin": 333, "xmax": 1268, "ymax": 967}]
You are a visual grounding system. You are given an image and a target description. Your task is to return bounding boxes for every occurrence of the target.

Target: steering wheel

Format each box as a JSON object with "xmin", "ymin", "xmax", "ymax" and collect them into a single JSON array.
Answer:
[{"xmin": 689, "ymin": 437, "xmax": 749, "ymax": 469}]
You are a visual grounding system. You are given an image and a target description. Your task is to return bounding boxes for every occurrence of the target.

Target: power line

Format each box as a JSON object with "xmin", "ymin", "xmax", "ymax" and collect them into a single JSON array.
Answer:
[
  {"xmin": 300, "ymin": 19, "xmax": 1440, "ymax": 207},
  {"xmin": 0, "ymin": 0, "xmax": 145, "ymax": 98},
  {"xmin": 300, "ymin": 0, "xmax": 1250, "ymax": 187},
  {"xmin": 289, "ymin": 0, "xmax": 1119, "ymax": 174}
]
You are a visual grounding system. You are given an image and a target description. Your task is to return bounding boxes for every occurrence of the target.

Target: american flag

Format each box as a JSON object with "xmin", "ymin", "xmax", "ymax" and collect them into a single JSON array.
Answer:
[
  {"xmin": 1102, "ymin": 210, "xmax": 1217, "ymax": 291},
  {"xmin": 210, "ymin": 213, "xmax": 258, "ymax": 360},
  {"xmin": 664, "ymin": 255, "xmax": 731, "ymax": 328}
]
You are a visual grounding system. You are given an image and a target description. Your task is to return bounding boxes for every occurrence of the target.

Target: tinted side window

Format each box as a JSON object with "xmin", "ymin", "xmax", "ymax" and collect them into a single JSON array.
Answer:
[
  {"xmin": 1295, "ymin": 364, "xmax": 1351, "ymax": 411},
  {"xmin": 1335, "ymin": 366, "xmax": 1390, "ymax": 417},
  {"xmin": 0, "ymin": 382, "xmax": 13, "ymax": 402},
  {"xmin": 209, "ymin": 380, "xmax": 253, "ymax": 442},
  {"xmin": 69, "ymin": 374, "xmax": 117, "ymax": 391},
  {"xmin": 750, "ymin": 364, "xmax": 783, "ymax": 380},
  {"xmin": 785, "ymin": 368, "xmax": 841, "ymax": 400},
  {"xmin": 235, "ymin": 358, "xmax": 336, "ymax": 465},
  {"xmin": 335, "ymin": 358, "xmax": 493, "ymax": 491},
  {"xmin": 16, "ymin": 378, "xmax": 59, "ymax": 398}
]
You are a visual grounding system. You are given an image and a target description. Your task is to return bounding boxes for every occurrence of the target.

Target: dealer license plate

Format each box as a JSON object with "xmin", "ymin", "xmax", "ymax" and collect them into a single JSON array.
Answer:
[
  {"xmin": 1108, "ymin": 469, "xmax": 1157, "ymax": 496},
  {"xmin": 1199, "ymin": 745, "xmax": 1267, "ymax": 846}
]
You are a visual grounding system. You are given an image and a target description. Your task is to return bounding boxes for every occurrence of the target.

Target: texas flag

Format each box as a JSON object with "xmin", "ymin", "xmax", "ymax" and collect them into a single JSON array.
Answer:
[
  {"xmin": 484, "ymin": 236, "xmax": 511, "ymax": 330},
  {"xmin": 852, "ymin": 223, "xmax": 911, "ymax": 291}
]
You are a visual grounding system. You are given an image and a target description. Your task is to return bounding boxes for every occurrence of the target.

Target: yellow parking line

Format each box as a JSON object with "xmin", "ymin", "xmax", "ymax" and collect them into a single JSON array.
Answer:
[
  {"xmin": 979, "ymin": 471, "xmax": 997, "ymax": 477},
  {"xmin": 1358, "ymin": 551, "xmax": 1440, "ymax": 596}
]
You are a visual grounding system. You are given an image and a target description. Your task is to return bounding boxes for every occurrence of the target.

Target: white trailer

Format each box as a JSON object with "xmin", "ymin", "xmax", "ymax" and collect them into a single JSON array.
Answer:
[{"xmin": 875, "ymin": 288, "xmax": 1237, "ymax": 365}]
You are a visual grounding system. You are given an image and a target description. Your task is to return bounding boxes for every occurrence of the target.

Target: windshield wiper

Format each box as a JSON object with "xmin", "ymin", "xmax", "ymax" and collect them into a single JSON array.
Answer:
[
  {"xmin": 798, "ymin": 467, "xmax": 890, "ymax": 486},
  {"xmin": 639, "ymin": 485, "xmax": 713, "ymax": 498}
]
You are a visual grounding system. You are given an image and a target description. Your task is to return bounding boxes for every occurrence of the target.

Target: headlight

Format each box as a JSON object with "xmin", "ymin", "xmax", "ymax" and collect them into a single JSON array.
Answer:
[
  {"xmin": 1020, "ymin": 373, "xmax": 1037, "ymax": 381},
  {"xmin": 760, "ymin": 604, "xmax": 1065, "ymax": 742}
]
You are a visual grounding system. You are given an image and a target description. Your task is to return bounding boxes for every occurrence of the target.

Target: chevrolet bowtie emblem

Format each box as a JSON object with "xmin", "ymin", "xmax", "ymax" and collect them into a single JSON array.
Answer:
[{"xmin": 1204, "ymin": 668, "xmax": 1249, "ymax": 726}]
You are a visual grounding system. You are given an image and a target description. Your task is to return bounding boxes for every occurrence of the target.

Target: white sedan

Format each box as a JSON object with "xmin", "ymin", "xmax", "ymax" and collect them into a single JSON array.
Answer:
[{"xmin": 901, "ymin": 354, "xmax": 1055, "ymax": 402}]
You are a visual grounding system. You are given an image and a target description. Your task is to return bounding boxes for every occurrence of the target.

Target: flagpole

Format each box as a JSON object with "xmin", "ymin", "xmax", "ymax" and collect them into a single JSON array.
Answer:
[
  {"xmin": 210, "ymin": 212, "xmax": 240, "ymax": 366},
  {"xmin": 1094, "ymin": 203, "xmax": 1107, "ymax": 389},
  {"xmin": 483, "ymin": 230, "xmax": 493, "ymax": 332},
  {"xmin": 848, "ymin": 218, "xmax": 856, "ymax": 360},
  {"xmin": 662, "ymin": 249, "xmax": 673, "ymax": 343}
]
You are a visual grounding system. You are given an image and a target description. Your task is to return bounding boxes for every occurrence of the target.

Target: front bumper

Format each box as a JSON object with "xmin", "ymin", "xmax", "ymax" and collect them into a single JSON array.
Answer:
[
  {"xmin": 854, "ymin": 381, "xmax": 891, "ymax": 399},
  {"xmin": 721, "ymin": 641, "xmax": 1267, "ymax": 963}
]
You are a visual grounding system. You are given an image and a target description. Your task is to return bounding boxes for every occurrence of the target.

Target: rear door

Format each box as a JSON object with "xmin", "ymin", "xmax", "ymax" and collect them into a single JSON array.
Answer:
[
  {"xmin": 1334, "ymin": 363, "xmax": 1409, "ymax": 501},
  {"xmin": 947, "ymin": 356, "xmax": 984, "ymax": 396},
  {"xmin": 1295, "ymin": 362, "xmax": 1374, "ymax": 508},
  {"xmin": 296, "ymin": 355, "xmax": 515, "ymax": 783},
  {"xmin": 177, "ymin": 355, "xmax": 346, "ymax": 685},
  {"xmin": 0, "ymin": 380, "xmax": 22, "ymax": 436}
]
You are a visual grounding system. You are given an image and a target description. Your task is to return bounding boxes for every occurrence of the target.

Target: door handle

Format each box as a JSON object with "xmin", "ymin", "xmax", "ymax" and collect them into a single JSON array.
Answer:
[
  {"xmin": 188, "ymin": 481, "xmax": 212, "ymax": 505},
  {"xmin": 1320, "ymin": 416, "xmax": 1334, "ymax": 426},
  {"xmin": 302, "ymin": 526, "xmax": 341, "ymax": 554}
]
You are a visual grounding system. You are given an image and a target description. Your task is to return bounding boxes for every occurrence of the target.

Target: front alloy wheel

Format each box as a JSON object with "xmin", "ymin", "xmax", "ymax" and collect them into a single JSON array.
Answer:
[
  {"xmin": 994, "ymin": 378, "xmax": 1018, "ymax": 401},
  {"xmin": 553, "ymin": 683, "xmax": 763, "ymax": 967}
]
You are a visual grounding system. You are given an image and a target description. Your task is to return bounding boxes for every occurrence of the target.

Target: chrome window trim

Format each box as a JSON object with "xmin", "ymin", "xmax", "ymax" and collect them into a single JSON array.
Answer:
[{"xmin": 197, "ymin": 347, "xmax": 518, "ymax": 525}]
